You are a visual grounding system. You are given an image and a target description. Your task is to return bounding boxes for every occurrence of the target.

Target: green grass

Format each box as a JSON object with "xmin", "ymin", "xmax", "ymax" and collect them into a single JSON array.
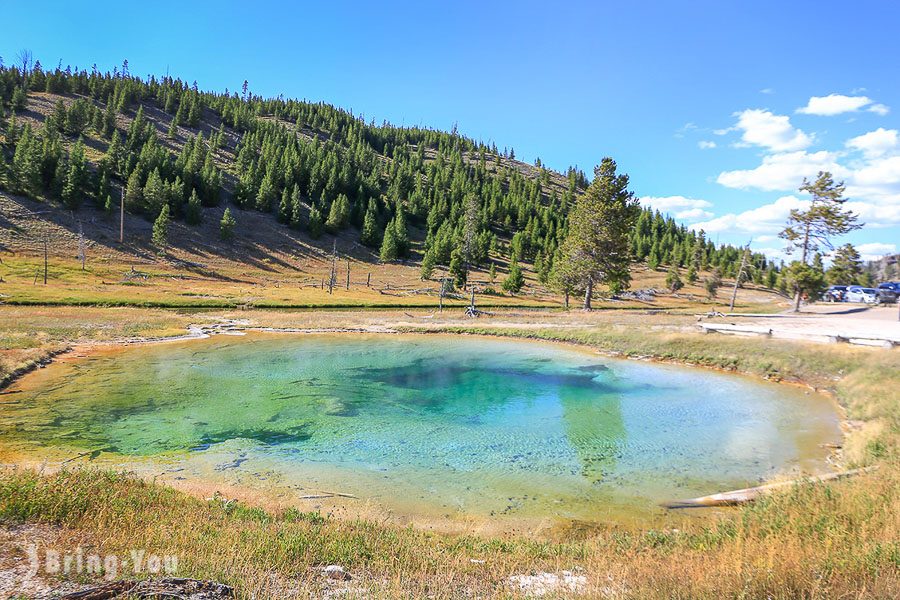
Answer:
[{"xmin": 1, "ymin": 308, "xmax": 898, "ymax": 598}]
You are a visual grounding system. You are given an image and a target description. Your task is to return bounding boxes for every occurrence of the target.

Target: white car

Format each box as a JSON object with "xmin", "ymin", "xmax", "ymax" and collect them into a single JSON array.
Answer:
[{"xmin": 844, "ymin": 286, "xmax": 878, "ymax": 303}]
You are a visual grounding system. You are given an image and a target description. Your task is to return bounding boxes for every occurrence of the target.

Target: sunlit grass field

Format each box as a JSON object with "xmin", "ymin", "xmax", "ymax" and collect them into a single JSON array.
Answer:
[{"xmin": 0, "ymin": 306, "xmax": 897, "ymax": 597}]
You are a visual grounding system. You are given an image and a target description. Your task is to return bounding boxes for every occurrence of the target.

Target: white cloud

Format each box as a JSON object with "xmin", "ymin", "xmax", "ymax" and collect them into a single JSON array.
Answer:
[
  {"xmin": 846, "ymin": 128, "xmax": 899, "ymax": 158},
  {"xmin": 640, "ymin": 196, "xmax": 714, "ymax": 221},
  {"xmin": 732, "ymin": 109, "xmax": 813, "ymax": 151},
  {"xmin": 698, "ymin": 140, "xmax": 716, "ymax": 149},
  {"xmin": 691, "ymin": 195, "xmax": 809, "ymax": 234},
  {"xmin": 796, "ymin": 94, "xmax": 887, "ymax": 116},
  {"xmin": 713, "ymin": 127, "xmax": 735, "ymax": 136},
  {"xmin": 760, "ymin": 88, "xmax": 775, "ymax": 95},
  {"xmin": 717, "ymin": 151, "xmax": 842, "ymax": 191},
  {"xmin": 856, "ymin": 242, "xmax": 896, "ymax": 261},
  {"xmin": 843, "ymin": 201, "xmax": 900, "ymax": 228},
  {"xmin": 868, "ymin": 103, "xmax": 890, "ymax": 116}
]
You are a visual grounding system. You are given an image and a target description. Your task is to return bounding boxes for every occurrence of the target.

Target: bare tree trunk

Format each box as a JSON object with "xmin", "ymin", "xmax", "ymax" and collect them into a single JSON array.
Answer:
[
  {"xmin": 119, "ymin": 187, "xmax": 125, "ymax": 244},
  {"xmin": 794, "ymin": 222, "xmax": 812, "ymax": 312},
  {"xmin": 43, "ymin": 239, "xmax": 48, "ymax": 285},
  {"xmin": 346, "ymin": 259, "xmax": 350, "ymax": 290},
  {"xmin": 583, "ymin": 278, "xmax": 593, "ymax": 311},
  {"xmin": 564, "ymin": 290, "xmax": 569, "ymax": 310},
  {"xmin": 730, "ymin": 245, "xmax": 750, "ymax": 312}
]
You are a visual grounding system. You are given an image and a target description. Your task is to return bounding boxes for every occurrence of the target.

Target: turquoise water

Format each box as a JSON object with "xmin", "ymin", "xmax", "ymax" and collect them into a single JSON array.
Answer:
[{"xmin": 1, "ymin": 334, "xmax": 841, "ymax": 523}]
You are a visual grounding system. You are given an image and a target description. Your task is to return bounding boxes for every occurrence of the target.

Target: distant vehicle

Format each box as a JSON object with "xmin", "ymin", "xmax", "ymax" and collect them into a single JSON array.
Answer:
[
  {"xmin": 845, "ymin": 286, "xmax": 878, "ymax": 303},
  {"xmin": 823, "ymin": 285, "xmax": 848, "ymax": 302},
  {"xmin": 875, "ymin": 282, "xmax": 900, "ymax": 304}
]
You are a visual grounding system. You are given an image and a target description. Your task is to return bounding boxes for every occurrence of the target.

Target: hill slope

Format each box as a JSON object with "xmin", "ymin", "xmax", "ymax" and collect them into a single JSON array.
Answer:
[{"xmin": 0, "ymin": 64, "xmax": 784, "ymax": 309}]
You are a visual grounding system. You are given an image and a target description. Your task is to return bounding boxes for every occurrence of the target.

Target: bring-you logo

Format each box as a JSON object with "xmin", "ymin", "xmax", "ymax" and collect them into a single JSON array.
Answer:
[{"xmin": 23, "ymin": 544, "xmax": 179, "ymax": 582}]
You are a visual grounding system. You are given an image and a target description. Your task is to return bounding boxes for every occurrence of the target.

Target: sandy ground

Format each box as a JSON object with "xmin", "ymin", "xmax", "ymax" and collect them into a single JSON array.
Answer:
[{"xmin": 719, "ymin": 304, "xmax": 900, "ymax": 345}]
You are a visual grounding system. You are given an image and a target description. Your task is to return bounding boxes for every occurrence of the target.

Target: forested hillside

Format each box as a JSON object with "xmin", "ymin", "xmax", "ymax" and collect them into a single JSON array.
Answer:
[{"xmin": 0, "ymin": 60, "xmax": 781, "ymax": 296}]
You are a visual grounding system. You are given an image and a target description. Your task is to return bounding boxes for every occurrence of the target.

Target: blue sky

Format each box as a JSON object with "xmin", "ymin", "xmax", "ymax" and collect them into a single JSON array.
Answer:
[{"xmin": 4, "ymin": 0, "xmax": 899, "ymax": 260}]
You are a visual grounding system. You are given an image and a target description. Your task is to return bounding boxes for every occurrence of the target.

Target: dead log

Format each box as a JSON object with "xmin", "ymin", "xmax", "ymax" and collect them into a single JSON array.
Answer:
[{"xmin": 662, "ymin": 467, "xmax": 876, "ymax": 509}]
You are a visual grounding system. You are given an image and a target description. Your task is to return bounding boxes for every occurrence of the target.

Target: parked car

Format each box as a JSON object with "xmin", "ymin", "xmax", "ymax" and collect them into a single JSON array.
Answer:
[
  {"xmin": 823, "ymin": 285, "xmax": 848, "ymax": 302},
  {"xmin": 875, "ymin": 282, "xmax": 900, "ymax": 304},
  {"xmin": 845, "ymin": 286, "xmax": 878, "ymax": 303}
]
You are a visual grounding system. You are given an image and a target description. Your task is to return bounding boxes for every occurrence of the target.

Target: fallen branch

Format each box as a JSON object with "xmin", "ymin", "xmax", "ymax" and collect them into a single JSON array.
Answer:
[
  {"xmin": 662, "ymin": 467, "xmax": 877, "ymax": 508},
  {"xmin": 61, "ymin": 577, "xmax": 233, "ymax": 599},
  {"xmin": 297, "ymin": 490, "xmax": 358, "ymax": 500}
]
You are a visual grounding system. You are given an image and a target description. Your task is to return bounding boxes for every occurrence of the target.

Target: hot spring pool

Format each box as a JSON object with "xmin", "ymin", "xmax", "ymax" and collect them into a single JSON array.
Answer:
[{"xmin": 0, "ymin": 333, "xmax": 842, "ymax": 526}]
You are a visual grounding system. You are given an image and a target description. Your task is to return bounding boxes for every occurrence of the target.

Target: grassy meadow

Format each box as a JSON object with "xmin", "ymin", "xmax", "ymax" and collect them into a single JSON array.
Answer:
[{"xmin": 0, "ymin": 305, "xmax": 897, "ymax": 598}]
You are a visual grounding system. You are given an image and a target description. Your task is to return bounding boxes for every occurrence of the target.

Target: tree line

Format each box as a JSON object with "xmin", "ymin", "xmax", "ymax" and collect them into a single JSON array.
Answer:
[{"xmin": 0, "ymin": 57, "xmax": 782, "ymax": 300}]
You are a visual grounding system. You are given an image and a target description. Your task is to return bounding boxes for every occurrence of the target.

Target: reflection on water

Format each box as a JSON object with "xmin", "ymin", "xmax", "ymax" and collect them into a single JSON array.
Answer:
[{"xmin": 0, "ymin": 334, "xmax": 841, "ymax": 522}]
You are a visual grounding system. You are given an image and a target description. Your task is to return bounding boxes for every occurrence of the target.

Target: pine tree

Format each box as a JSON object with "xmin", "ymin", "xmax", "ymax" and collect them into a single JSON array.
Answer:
[
  {"xmin": 143, "ymin": 168, "xmax": 167, "ymax": 216},
  {"xmin": 152, "ymin": 204, "xmax": 170, "ymax": 254},
  {"xmin": 666, "ymin": 265, "xmax": 683, "ymax": 292},
  {"xmin": 256, "ymin": 173, "xmax": 275, "ymax": 212},
  {"xmin": 220, "ymin": 208, "xmax": 236, "ymax": 240},
  {"xmin": 647, "ymin": 244, "xmax": 660, "ymax": 270},
  {"xmin": 61, "ymin": 138, "xmax": 87, "ymax": 209},
  {"xmin": 489, "ymin": 262, "xmax": 497, "ymax": 283},
  {"xmin": 186, "ymin": 189, "xmax": 202, "ymax": 225},
  {"xmin": 360, "ymin": 200, "xmax": 380, "ymax": 247},
  {"xmin": 392, "ymin": 207, "xmax": 409, "ymax": 257},
  {"xmin": 449, "ymin": 247, "xmax": 466, "ymax": 288},
  {"xmin": 420, "ymin": 249, "xmax": 436, "ymax": 280},
  {"xmin": 705, "ymin": 267, "xmax": 722, "ymax": 299},
  {"xmin": 826, "ymin": 243, "xmax": 863, "ymax": 285},
  {"xmin": 380, "ymin": 218, "xmax": 400, "ymax": 261},
  {"xmin": 554, "ymin": 158, "xmax": 640, "ymax": 309},
  {"xmin": 11, "ymin": 124, "xmax": 39, "ymax": 194},
  {"xmin": 786, "ymin": 255, "xmax": 826, "ymax": 303},
  {"xmin": 326, "ymin": 193, "xmax": 350, "ymax": 232},
  {"xmin": 289, "ymin": 184, "xmax": 303, "ymax": 229},
  {"xmin": 686, "ymin": 264, "xmax": 698, "ymax": 284},
  {"xmin": 780, "ymin": 172, "xmax": 862, "ymax": 311},
  {"xmin": 278, "ymin": 187, "xmax": 291, "ymax": 223},
  {"xmin": 124, "ymin": 169, "xmax": 143, "ymax": 212},
  {"xmin": 502, "ymin": 259, "xmax": 525, "ymax": 293},
  {"xmin": 307, "ymin": 205, "xmax": 324, "ymax": 239}
]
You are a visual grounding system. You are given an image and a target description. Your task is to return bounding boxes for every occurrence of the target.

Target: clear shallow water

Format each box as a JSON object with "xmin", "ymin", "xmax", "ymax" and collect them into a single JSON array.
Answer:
[{"xmin": 1, "ymin": 334, "xmax": 841, "ymax": 524}]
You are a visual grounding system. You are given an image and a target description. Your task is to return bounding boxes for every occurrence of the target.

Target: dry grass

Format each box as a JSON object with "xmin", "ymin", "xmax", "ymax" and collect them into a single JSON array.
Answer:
[{"xmin": 0, "ymin": 307, "xmax": 897, "ymax": 598}]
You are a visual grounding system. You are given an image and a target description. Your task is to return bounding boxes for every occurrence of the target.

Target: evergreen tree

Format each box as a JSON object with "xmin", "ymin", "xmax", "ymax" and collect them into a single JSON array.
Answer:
[
  {"xmin": 449, "ymin": 247, "xmax": 466, "ymax": 288},
  {"xmin": 489, "ymin": 262, "xmax": 496, "ymax": 283},
  {"xmin": 780, "ymin": 172, "xmax": 862, "ymax": 311},
  {"xmin": 278, "ymin": 187, "xmax": 291, "ymax": 223},
  {"xmin": 152, "ymin": 204, "xmax": 170, "ymax": 254},
  {"xmin": 61, "ymin": 138, "xmax": 87, "ymax": 209},
  {"xmin": 554, "ymin": 158, "xmax": 640, "ymax": 309},
  {"xmin": 786, "ymin": 255, "xmax": 826, "ymax": 303},
  {"xmin": 686, "ymin": 264, "xmax": 698, "ymax": 284},
  {"xmin": 666, "ymin": 265, "xmax": 683, "ymax": 292},
  {"xmin": 325, "ymin": 193, "xmax": 350, "ymax": 232},
  {"xmin": 705, "ymin": 267, "xmax": 722, "ymax": 299},
  {"xmin": 289, "ymin": 184, "xmax": 303, "ymax": 229},
  {"xmin": 360, "ymin": 199, "xmax": 380, "ymax": 247},
  {"xmin": 256, "ymin": 173, "xmax": 276, "ymax": 212},
  {"xmin": 647, "ymin": 244, "xmax": 660, "ymax": 270},
  {"xmin": 380, "ymin": 217, "xmax": 400, "ymax": 261},
  {"xmin": 826, "ymin": 243, "xmax": 863, "ymax": 285},
  {"xmin": 143, "ymin": 168, "xmax": 167, "ymax": 216},
  {"xmin": 307, "ymin": 205, "xmax": 324, "ymax": 239},
  {"xmin": 186, "ymin": 189, "xmax": 202, "ymax": 225},
  {"xmin": 392, "ymin": 207, "xmax": 409, "ymax": 257},
  {"xmin": 502, "ymin": 259, "xmax": 525, "ymax": 293},
  {"xmin": 420, "ymin": 249, "xmax": 436, "ymax": 280},
  {"xmin": 220, "ymin": 208, "xmax": 236, "ymax": 240},
  {"xmin": 11, "ymin": 124, "xmax": 39, "ymax": 194},
  {"xmin": 125, "ymin": 169, "xmax": 143, "ymax": 212}
]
